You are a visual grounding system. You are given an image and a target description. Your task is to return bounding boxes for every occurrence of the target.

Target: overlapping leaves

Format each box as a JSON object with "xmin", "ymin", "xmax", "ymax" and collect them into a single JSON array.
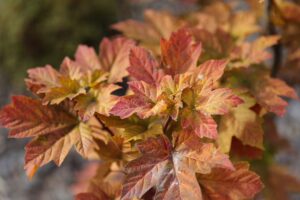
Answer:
[
  {"xmin": 111, "ymin": 28, "xmax": 242, "ymax": 139},
  {"xmin": 121, "ymin": 134, "xmax": 262, "ymax": 200}
]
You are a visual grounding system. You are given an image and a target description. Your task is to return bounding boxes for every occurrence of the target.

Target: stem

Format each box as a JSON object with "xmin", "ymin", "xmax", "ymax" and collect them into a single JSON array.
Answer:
[
  {"xmin": 163, "ymin": 117, "xmax": 172, "ymax": 134},
  {"xmin": 94, "ymin": 114, "xmax": 114, "ymax": 136},
  {"xmin": 268, "ymin": 0, "xmax": 282, "ymax": 77}
]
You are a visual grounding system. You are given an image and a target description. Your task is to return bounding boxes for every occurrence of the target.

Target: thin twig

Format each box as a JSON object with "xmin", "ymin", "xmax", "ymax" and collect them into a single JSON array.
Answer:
[
  {"xmin": 163, "ymin": 116, "xmax": 172, "ymax": 134},
  {"xmin": 94, "ymin": 114, "xmax": 114, "ymax": 136},
  {"xmin": 268, "ymin": 0, "xmax": 283, "ymax": 77}
]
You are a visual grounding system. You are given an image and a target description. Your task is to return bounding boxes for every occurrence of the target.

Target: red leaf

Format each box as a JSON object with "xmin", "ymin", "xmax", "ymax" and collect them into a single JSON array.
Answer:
[
  {"xmin": 0, "ymin": 96, "xmax": 78, "ymax": 138},
  {"xmin": 161, "ymin": 28, "xmax": 202, "ymax": 76},
  {"xmin": 128, "ymin": 47, "xmax": 164, "ymax": 85},
  {"xmin": 110, "ymin": 95, "xmax": 151, "ymax": 119}
]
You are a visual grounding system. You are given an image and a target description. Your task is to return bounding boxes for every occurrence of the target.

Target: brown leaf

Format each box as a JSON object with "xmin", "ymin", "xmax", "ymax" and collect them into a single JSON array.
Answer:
[
  {"xmin": 121, "ymin": 135, "xmax": 233, "ymax": 199},
  {"xmin": 198, "ymin": 162, "xmax": 263, "ymax": 200}
]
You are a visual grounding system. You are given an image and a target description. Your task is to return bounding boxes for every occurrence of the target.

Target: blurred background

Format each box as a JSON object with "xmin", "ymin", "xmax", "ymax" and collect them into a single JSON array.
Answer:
[{"xmin": 0, "ymin": 0, "xmax": 299, "ymax": 199}]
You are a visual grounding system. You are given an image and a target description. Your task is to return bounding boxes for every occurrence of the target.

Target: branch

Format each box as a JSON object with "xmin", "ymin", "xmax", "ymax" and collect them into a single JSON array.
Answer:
[
  {"xmin": 94, "ymin": 114, "xmax": 114, "ymax": 136},
  {"xmin": 268, "ymin": 0, "xmax": 283, "ymax": 77}
]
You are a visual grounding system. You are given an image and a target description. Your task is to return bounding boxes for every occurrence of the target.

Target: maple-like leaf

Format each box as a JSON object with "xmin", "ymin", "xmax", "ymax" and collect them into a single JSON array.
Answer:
[
  {"xmin": 230, "ymin": 36, "xmax": 280, "ymax": 68},
  {"xmin": 43, "ymin": 76, "xmax": 86, "ymax": 104},
  {"xmin": 111, "ymin": 72, "xmax": 194, "ymax": 120},
  {"xmin": 253, "ymin": 74, "xmax": 298, "ymax": 116},
  {"xmin": 128, "ymin": 47, "xmax": 164, "ymax": 85},
  {"xmin": 161, "ymin": 28, "xmax": 202, "ymax": 76},
  {"xmin": 24, "ymin": 118, "xmax": 97, "ymax": 178},
  {"xmin": 95, "ymin": 134, "xmax": 139, "ymax": 162},
  {"xmin": 75, "ymin": 84, "xmax": 120, "ymax": 121},
  {"xmin": 0, "ymin": 96, "xmax": 99, "ymax": 178},
  {"xmin": 218, "ymin": 93, "xmax": 264, "ymax": 154},
  {"xmin": 110, "ymin": 80, "xmax": 167, "ymax": 119},
  {"xmin": 121, "ymin": 134, "xmax": 233, "ymax": 200},
  {"xmin": 179, "ymin": 61, "xmax": 243, "ymax": 138},
  {"xmin": 181, "ymin": 108, "xmax": 218, "ymax": 139},
  {"xmin": 197, "ymin": 88, "xmax": 243, "ymax": 115},
  {"xmin": 198, "ymin": 162, "xmax": 264, "ymax": 200},
  {"xmin": 191, "ymin": 28, "xmax": 233, "ymax": 62},
  {"xmin": 0, "ymin": 96, "xmax": 78, "ymax": 138},
  {"xmin": 112, "ymin": 9, "xmax": 183, "ymax": 54},
  {"xmin": 74, "ymin": 44, "xmax": 102, "ymax": 71},
  {"xmin": 26, "ymin": 65, "xmax": 61, "ymax": 95},
  {"xmin": 97, "ymin": 113, "xmax": 163, "ymax": 142},
  {"xmin": 26, "ymin": 37, "xmax": 133, "ymax": 108},
  {"xmin": 99, "ymin": 37, "xmax": 135, "ymax": 83},
  {"xmin": 195, "ymin": 59, "xmax": 228, "ymax": 82}
]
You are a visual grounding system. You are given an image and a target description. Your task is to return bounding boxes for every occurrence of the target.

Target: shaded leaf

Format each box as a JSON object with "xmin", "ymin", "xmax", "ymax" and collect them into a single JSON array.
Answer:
[
  {"xmin": 218, "ymin": 94, "xmax": 264, "ymax": 153},
  {"xmin": 198, "ymin": 162, "xmax": 264, "ymax": 200}
]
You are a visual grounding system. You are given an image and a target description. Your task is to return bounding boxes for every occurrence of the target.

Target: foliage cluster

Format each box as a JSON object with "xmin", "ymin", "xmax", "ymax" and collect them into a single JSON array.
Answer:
[{"xmin": 1, "ymin": 1, "xmax": 300, "ymax": 200}]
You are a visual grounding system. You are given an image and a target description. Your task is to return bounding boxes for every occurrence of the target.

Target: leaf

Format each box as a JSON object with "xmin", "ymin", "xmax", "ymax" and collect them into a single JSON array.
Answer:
[
  {"xmin": 197, "ymin": 88, "xmax": 244, "ymax": 115},
  {"xmin": 110, "ymin": 95, "xmax": 151, "ymax": 119},
  {"xmin": 127, "ymin": 47, "xmax": 164, "ymax": 85},
  {"xmin": 0, "ymin": 96, "xmax": 100, "ymax": 178},
  {"xmin": 198, "ymin": 162, "xmax": 264, "ymax": 200},
  {"xmin": 161, "ymin": 28, "xmax": 202, "ymax": 76},
  {"xmin": 24, "ymin": 120, "xmax": 95, "ymax": 178},
  {"xmin": 73, "ymin": 162, "xmax": 125, "ymax": 200},
  {"xmin": 121, "ymin": 135, "xmax": 233, "ymax": 199},
  {"xmin": 144, "ymin": 9, "xmax": 184, "ymax": 39},
  {"xmin": 95, "ymin": 114, "xmax": 162, "ymax": 142},
  {"xmin": 0, "ymin": 96, "xmax": 78, "ymax": 138},
  {"xmin": 26, "ymin": 65, "xmax": 61, "ymax": 94},
  {"xmin": 191, "ymin": 28, "xmax": 233, "ymax": 62},
  {"xmin": 181, "ymin": 109, "xmax": 218, "ymax": 139},
  {"xmin": 230, "ymin": 36, "xmax": 280, "ymax": 68},
  {"xmin": 95, "ymin": 134, "xmax": 139, "ymax": 162},
  {"xmin": 24, "ymin": 128, "xmax": 75, "ymax": 178},
  {"xmin": 195, "ymin": 59, "xmax": 227, "ymax": 82},
  {"xmin": 253, "ymin": 74, "xmax": 298, "ymax": 116},
  {"xmin": 112, "ymin": 19, "xmax": 161, "ymax": 50},
  {"xmin": 99, "ymin": 37, "xmax": 135, "ymax": 83},
  {"xmin": 73, "ymin": 123, "xmax": 95, "ymax": 157},
  {"xmin": 230, "ymin": 11, "xmax": 260, "ymax": 40},
  {"xmin": 43, "ymin": 76, "xmax": 86, "ymax": 104},
  {"xmin": 75, "ymin": 84, "xmax": 120, "ymax": 121},
  {"xmin": 110, "ymin": 81, "xmax": 167, "ymax": 119},
  {"xmin": 112, "ymin": 9, "xmax": 183, "ymax": 54},
  {"xmin": 75, "ymin": 45, "xmax": 102, "ymax": 71},
  {"xmin": 218, "ymin": 94, "xmax": 264, "ymax": 153}
]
